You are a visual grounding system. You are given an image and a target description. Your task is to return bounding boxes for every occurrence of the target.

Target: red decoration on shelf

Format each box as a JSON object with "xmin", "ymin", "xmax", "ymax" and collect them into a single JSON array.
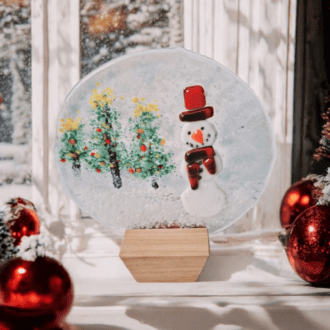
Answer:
[
  {"xmin": 7, "ymin": 209, "xmax": 40, "ymax": 246},
  {"xmin": 0, "ymin": 257, "xmax": 73, "ymax": 330},
  {"xmin": 184, "ymin": 85, "xmax": 206, "ymax": 110},
  {"xmin": 280, "ymin": 180, "xmax": 318, "ymax": 230},
  {"xmin": 286, "ymin": 205, "xmax": 330, "ymax": 284},
  {"xmin": 8, "ymin": 197, "xmax": 35, "ymax": 210}
]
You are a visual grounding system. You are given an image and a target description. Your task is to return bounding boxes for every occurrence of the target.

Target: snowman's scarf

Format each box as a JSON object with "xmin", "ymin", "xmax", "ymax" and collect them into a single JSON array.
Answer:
[{"xmin": 185, "ymin": 146, "xmax": 216, "ymax": 190}]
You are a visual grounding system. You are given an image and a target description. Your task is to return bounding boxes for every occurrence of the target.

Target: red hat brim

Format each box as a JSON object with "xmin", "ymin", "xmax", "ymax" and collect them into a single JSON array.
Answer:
[{"xmin": 179, "ymin": 107, "xmax": 214, "ymax": 122}]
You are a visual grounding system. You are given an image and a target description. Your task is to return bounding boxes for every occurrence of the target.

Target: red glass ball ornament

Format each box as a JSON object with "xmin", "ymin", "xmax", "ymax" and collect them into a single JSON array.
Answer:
[
  {"xmin": 7, "ymin": 208, "xmax": 40, "ymax": 246},
  {"xmin": 286, "ymin": 205, "xmax": 330, "ymax": 284},
  {"xmin": 0, "ymin": 257, "xmax": 73, "ymax": 329},
  {"xmin": 280, "ymin": 179, "xmax": 318, "ymax": 230}
]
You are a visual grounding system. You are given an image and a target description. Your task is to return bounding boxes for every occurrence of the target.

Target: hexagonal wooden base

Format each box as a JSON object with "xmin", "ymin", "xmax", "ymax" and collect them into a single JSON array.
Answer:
[{"xmin": 119, "ymin": 228, "xmax": 209, "ymax": 282}]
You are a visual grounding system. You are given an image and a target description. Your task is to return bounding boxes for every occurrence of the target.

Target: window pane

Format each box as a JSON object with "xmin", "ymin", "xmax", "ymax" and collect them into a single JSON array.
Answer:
[
  {"xmin": 0, "ymin": 0, "xmax": 32, "ymax": 202},
  {"xmin": 80, "ymin": 0, "xmax": 183, "ymax": 77}
]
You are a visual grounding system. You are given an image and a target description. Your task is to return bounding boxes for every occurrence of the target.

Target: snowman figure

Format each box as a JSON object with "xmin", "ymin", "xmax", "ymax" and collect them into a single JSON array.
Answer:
[{"xmin": 179, "ymin": 85, "xmax": 226, "ymax": 217}]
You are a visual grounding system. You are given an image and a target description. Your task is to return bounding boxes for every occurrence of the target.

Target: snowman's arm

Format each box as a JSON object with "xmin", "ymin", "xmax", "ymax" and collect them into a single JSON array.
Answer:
[
  {"xmin": 214, "ymin": 152, "xmax": 223, "ymax": 175},
  {"xmin": 203, "ymin": 157, "xmax": 216, "ymax": 174}
]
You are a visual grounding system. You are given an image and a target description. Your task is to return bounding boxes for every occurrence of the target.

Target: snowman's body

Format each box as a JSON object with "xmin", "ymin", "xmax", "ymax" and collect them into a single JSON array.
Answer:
[{"xmin": 180, "ymin": 86, "xmax": 226, "ymax": 217}]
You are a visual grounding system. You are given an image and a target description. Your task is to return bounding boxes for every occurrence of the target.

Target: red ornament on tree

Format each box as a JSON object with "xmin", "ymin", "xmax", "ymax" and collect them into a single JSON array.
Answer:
[
  {"xmin": 7, "ymin": 209, "xmax": 40, "ymax": 246},
  {"xmin": 286, "ymin": 205, "xmax": 330, "ymax": 284},
  {"xmin": 0, "ymin": 257, "xmax": 73, "ymax": 329},
  {"xmin": 140, "ymin": 144, "xmax": 147, "ymax": 152},
  {"xmin": 105, "ymin": 138, "xmax": 111, "ymax": 144},
  {"xmin": 280, "ymin": 179, "xmax": 319, "ymax": 230}
]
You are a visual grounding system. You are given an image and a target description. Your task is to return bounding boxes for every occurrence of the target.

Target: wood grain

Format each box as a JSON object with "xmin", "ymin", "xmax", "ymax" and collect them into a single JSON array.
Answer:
[{"xmin": 120, "ymin": 228, "xmax": 210, "ymax": 282}]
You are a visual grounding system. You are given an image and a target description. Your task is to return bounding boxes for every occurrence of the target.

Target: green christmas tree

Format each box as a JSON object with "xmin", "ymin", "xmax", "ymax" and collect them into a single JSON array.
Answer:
[
  {"xmin": 84, "ymin": 86, "xmax": 126, "ymax": 188},
  {"xmin": 58, "ymin": 116, "xmax": 87, "ymax": 176},
  {"xmin": 118, "ymin": 97, "xmax": 175, "ymax": 188}
]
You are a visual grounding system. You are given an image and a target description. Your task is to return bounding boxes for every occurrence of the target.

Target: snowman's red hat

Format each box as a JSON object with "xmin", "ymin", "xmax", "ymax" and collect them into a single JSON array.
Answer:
[{"xmin": 179, "ymin": 85, "xmax": 214, "ymax": 122}]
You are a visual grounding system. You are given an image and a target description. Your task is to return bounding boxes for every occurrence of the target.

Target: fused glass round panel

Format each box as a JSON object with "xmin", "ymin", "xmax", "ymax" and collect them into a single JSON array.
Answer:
[{"xmin": 55, "ymin": 48, "xmax": 276, "ymax": 235}]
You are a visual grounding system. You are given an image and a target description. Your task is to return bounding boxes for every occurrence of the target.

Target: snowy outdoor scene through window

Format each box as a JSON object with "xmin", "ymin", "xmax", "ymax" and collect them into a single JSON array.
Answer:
[{"xmin": 0, "ymin": 0, "xmax": 183, "ymax": 206}]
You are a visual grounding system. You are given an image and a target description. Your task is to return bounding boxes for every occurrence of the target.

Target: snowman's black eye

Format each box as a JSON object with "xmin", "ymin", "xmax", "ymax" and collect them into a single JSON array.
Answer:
[
  {"xmin": 201, "ymin": 127, "xmax": 204, "ymax": 130},
  {"xmin": 188, "ymin": 131, "xmax": 191, "ymax": 135},
  {"xmin": 186, "ymin": 142, "xmax": 189, "ymax": 145}
]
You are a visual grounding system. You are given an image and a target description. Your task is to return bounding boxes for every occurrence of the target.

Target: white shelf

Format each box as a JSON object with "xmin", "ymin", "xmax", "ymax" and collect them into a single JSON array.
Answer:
[{"xmin": 63, "ymin": 236, "xmax": 330, "ymax": 330}]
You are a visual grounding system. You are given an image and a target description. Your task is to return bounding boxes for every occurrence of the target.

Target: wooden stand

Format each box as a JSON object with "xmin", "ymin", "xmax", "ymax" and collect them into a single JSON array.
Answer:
[{"xmin": 119, "ymin": 228, "xmax": 210, "ymax": 282}]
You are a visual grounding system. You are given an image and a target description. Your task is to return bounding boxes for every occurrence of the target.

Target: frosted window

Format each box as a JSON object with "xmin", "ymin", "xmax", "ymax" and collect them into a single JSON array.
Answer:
[
  {"xmin": 80, "ymin": 0, "xmax": 183, "ymax": 77},
  {"xmin": 0, "ymin": 0, "xmax": 31, "ymax": 201}
]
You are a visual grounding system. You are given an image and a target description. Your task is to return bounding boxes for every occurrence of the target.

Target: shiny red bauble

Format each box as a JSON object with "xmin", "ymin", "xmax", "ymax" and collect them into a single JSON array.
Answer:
[
  {"xmin": 280, "ymin": 179, "xmax": 318, "ymax": 230},
  {"xmin": 7, "ymin": 208, "xmax": 40, "ymax": 246},
  {"xmin": 286, "ymin": 205, "xmax": 330, "ymax": 284},
  {"xmin": 0, "ymin": 257, "xmax": 73, "ymax": 329}
]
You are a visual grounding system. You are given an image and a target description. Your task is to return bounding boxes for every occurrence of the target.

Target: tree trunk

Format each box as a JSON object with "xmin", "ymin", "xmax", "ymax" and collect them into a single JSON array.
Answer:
[
  {"xmin": 105, "ymin": 109, "xmax": 122, "ymax": 189},
  {"xmin": 108, "ymin": 147, "xmax": 122, "ymax": 189},
  {"xmin": 151, "ymin": 180, "xmax": 159, "ymax": 189},
  {"xmin": 72, "ymin": 156, "xmax": 81, "ymax": 177}
]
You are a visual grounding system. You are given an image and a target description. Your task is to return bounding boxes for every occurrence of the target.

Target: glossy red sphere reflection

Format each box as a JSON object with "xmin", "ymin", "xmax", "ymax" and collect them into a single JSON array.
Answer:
[
  {"xmin": 0, "ymin": 257, "xmax": 73, "ymax": 329},
  {"xmin": 7, "ymin": 208, "xmax": 40, "ymax": 245},
  {"xmin": 286, "ymin": 205, "xmax": 330, "ymax": 284},
  {"xmin": 280, "ymin": 180, "xmax": 317, "ymax": 230}
]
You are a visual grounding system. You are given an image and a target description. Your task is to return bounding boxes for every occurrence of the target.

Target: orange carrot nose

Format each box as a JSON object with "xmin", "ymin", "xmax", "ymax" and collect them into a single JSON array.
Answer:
[{"xmin": 191, "ymin": 129, "xmax": 203, "ymax": 144}]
